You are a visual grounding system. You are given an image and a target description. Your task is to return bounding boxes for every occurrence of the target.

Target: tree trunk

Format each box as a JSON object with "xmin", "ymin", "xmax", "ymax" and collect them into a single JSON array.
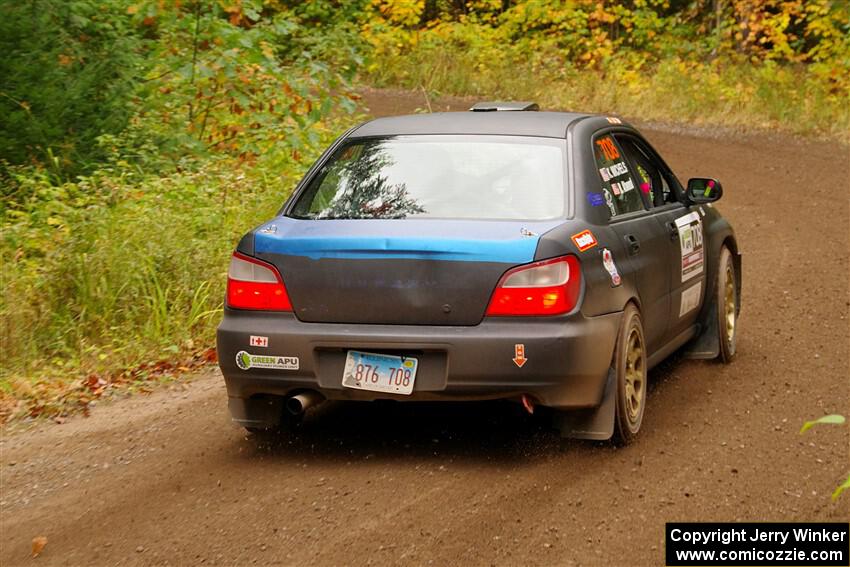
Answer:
[{"xmin": 420, "ymin": 0, "xmax": 438, "ymax": 26}]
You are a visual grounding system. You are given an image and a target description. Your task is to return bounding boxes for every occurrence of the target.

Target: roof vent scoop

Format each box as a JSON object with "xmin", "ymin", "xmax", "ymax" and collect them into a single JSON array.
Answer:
[{"xmin": 469, "ymin": 101, "xmax": 540, "ymax": 112}]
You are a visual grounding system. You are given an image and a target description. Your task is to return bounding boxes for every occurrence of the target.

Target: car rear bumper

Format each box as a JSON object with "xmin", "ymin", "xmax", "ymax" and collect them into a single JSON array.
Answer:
[{"xmin": 216, "ymin": 308, "xmax": 622, "ymax": 426}]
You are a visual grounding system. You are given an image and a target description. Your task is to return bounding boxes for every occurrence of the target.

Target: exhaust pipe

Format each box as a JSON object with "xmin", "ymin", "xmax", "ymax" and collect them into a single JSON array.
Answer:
[{"xmin": 286, "ymin": 391, "xmax": 323, "ymax": 416}]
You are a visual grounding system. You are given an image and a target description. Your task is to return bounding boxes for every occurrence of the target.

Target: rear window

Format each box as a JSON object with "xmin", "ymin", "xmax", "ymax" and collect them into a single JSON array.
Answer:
[{"xmin": 288, "ymin": 135, "xmax": 566, "ymax": 221}]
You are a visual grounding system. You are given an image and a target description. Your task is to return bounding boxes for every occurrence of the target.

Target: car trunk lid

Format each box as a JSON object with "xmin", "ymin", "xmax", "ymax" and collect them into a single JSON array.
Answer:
[{"xmin": 253, "ymin": 218, "xmax": 562, "ymax": 325}]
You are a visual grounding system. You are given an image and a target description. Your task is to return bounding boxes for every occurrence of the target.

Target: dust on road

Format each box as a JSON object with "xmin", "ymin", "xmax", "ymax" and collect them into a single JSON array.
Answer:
[{"xmin": 2, "ymin": 90, "xmax": 848, "ymax": 567}]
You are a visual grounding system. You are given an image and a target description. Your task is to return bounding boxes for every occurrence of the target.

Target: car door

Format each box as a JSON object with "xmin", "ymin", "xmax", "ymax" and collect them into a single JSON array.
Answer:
[
  {"xmin": 591, "ymin": 132, "xmax": 671, "ymax": 354},
  {"xmin": 614, "ymin": 134, "xmax": 707, "ymax": 343}
]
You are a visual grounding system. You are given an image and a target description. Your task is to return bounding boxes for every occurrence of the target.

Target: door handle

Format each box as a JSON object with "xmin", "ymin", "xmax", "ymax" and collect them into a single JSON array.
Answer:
[
  {"xmin": 667, "ymin": 221, "xmax": 679, "ymax": 240},
  {"xmin": 625, "ymin": 234, "xmax": 640, "ymax": 255}
]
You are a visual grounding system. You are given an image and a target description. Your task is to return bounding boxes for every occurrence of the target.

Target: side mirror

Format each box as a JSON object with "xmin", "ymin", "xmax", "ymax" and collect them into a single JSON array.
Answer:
[{"xmin": 686, "ymin": 178, "xmax": 723, "ymax": 203}]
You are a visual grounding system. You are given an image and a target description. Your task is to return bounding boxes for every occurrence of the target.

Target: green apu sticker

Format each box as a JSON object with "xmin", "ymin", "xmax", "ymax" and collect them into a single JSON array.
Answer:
[{"xmin": 235, "ymin": 350, "xmax": 299, "ymax": 370}]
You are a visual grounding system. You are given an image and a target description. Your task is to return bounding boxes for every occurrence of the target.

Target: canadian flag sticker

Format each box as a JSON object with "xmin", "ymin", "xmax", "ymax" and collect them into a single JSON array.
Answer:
[
  {"xmin": 249, "ymin": 335, "xmax": 269, "ymax": 348},
  {"xmin": 571, "ymin": 229, "xmax": 598, "ymax": 252}
]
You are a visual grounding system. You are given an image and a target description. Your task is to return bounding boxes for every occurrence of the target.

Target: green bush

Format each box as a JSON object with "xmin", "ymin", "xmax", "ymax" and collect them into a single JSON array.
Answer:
[
  {"xmin": 360, "ymin": 1, "xmax": 850, "ymax": 141},
  {"xmin": 1, "ymin": 155, "xmax": 322, "ymax": 386},
  {"xmin": 0, "ymin": 0, "xmax": 144, "ymax": 180},
  {"xmin": 0, "ymin": 0, "xmax": 363, "ymax": 402}
]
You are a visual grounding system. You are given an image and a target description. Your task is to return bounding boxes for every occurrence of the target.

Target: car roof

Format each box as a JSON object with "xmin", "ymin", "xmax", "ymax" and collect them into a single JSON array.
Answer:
[{"xmin": 349, "ymin": 111, "xmax": 598, "ymax": 139}]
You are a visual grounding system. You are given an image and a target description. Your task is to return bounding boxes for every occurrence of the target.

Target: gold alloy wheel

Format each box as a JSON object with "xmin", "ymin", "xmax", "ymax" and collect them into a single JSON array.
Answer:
[
  {"xmin": 624, "ymin": 327, "xmax": 645, "ymax": 424},
  {"xmin": 724, "ymin": 264, "xmax": 736, "ymax": 345}
]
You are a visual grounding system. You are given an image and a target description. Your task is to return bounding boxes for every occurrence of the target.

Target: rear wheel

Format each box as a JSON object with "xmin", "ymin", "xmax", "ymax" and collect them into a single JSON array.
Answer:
[
  {"xmin": 716, "ymin": 246, "xmax": 738, "ymax": 363},
  {"xmin": 613, "ymin": 304, "xmax": 647, "ymax": 444}
]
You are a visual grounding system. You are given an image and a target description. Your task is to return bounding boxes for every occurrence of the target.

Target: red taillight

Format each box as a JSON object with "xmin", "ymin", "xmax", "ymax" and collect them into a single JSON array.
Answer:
[
  {"xmin": 485, "ymin": 255, "xmax": 581, "ymax": 317},
  {"xmin": 226, "ymin": 252, "xmax": 292, "ymax": 311}
]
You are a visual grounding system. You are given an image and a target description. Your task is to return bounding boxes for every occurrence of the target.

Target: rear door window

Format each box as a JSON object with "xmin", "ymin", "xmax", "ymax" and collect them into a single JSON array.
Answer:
[{"xmin": 593, "ymin": 134, "xmax": 645, "ymax": 217}]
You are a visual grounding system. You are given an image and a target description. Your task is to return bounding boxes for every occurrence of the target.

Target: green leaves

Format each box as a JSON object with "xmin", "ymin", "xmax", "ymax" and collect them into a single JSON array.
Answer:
[
  {"xmin": 0, "ymin": 0, "xmax": 144, "ymax": 179},
  {"xmin": 1, "ymin": 1, "xmax": 364, "ymax": 397},
  {"xmin": 833, "ymin": 475, "xmax": 850, "ymax": 502},
  {"xmin": 799, "ymin": 414, "xmax": 847, "ymax": 502},
  {"xmin": 799, "ymin": 414, "xmax": 846, "ymax": 434},
  {"xmin": 0, "ymin": 0, "xmax": 363, "ymax": 179},
  {"xmin": 125, "ymin": 0, "xmax": 359, "ymax": 170}
]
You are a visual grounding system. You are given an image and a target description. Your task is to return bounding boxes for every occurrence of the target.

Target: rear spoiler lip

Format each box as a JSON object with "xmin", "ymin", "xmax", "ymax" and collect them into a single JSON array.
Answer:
[{"xmin": 470, "ymin": 101, "xmax": 539, "ymax": 112}]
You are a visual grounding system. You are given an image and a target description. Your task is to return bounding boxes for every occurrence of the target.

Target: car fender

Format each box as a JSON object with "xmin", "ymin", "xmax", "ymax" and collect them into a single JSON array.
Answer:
[{"xmin": 536, "ymin": 221, "xmax": 640, "ymax": 320}]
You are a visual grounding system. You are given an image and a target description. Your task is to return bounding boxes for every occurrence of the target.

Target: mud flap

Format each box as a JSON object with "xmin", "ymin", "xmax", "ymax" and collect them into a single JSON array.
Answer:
[
  {"xmin": 684, "ymin": 247, "xmax": 741, "ymax": 360},
  {"xmin": 683, "ymin": 300, "xmax": 720, "ymax": 359},
  {"xmin": 554, "ymin": 368, "xmax": 616, "ymax": 440}
]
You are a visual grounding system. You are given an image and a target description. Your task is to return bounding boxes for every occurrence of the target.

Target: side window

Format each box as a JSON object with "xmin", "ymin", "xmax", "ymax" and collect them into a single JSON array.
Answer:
[
  {"xmin": 593, "ymin": 134, "xmax": 644, "ymax": 217},
  {"xmin": 617, "ymin": 136, "xmax": 677, "ymax": 207}
]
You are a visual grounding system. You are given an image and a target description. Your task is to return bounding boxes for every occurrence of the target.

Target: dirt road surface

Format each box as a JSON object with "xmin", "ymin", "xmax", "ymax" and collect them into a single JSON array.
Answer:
[{"xmin": 2, "ymin": 90, "xmax": 848, "ymax": 566}]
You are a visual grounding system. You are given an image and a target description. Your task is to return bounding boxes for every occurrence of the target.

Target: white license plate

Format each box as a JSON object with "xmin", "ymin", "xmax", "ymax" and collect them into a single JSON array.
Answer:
[{"xmin": 341, "ymin": 351, "xmax": 418, "ymax": 395}]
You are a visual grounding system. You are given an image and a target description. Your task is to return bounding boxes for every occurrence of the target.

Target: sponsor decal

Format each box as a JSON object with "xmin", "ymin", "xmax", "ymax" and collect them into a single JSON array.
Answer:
[
  {"xmin": 249, "ymin": 335, "xmax": 268, "ymax": 348},
  {"xmin": 259, "ymin": 224, "xmax": 277, "ymax": 234},
  {"xmin": 609, "ymin": 162, "xmax": 628, "ymax": 177},
  {"xmin": 601, "ymin": 248, "xmax": 622, "ymax": 287},
  {"xmin": 235, "ymin": 350, "xmax": 299, "ymax": 371},
  {"xmin": 595, "ymin": 137, "xmax": 620, "ymax": 160},
  {"xmin": 679, "ymin": 281, "xmax": 702, "ymax": 317},
  {"xmin": 611, "ymin": 182, "xmax": 622, "ymax": 196},
  {"xmin": 606, "ymin": 116, "xmax": 622, "ymax": 124},
  {"xmin": 620, "ymin": 177, "xmax": 635, "ymax": 193},
  {"xmin": 513, "ymin": 344, "xmax": 527, "ymax": 368},
  {"xmin": 571, "ymin": 229, "xmax": 598, "ymax": 252},
  {"xmin": 640, "ymin": 181, "xmax": 651, "ymax": 194},
  {"xmin": 675, "ymin": 212, "xmax": 705, "ymax": 282},
  {"xmin": 520, "ymin": 227, "xmax": 538, "ymax": 237},
  {"xmin": 598, "ymin": 161, "xmax": 629, "ymax": 182},
  {"xmin": 587, "ymin": 192, "xmax": 605, "ymax": 207}
]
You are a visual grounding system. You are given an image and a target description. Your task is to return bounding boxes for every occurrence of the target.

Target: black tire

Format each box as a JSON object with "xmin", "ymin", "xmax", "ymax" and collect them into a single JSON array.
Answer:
[
  {"xmin": 716, "ymin": 246, "xmax": 738, "ymax": 363},
  {"xmin": 612, "ymin": 304, "xmax": 647, "ymax": 444}
]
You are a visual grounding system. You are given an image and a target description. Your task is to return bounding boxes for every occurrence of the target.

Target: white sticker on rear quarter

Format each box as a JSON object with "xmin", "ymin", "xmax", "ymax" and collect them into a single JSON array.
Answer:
[
  {"xmin": 249, "ymin": 335, "xmax": 268, "ymax": 348},
  {"xmin": 675, "ymin": 212, "xmax": 704, "ymax": 282},
  {"xmin": 679, "ymin": 282, "xmax": 702, "ymax": 317},
  {"xmin": 601, "ymin": 248, "xmax": 622, "ymax": 287}
]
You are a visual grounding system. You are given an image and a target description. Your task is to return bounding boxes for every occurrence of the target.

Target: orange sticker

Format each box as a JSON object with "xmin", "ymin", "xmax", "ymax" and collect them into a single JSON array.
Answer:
[
  {"xmin": 513, "ymin": 344, "xmax": 527, "ymax": 368},
  {"xmin": 595, "ymin": 137, "xmax": 620, "ymax": 161},
  {"xmin": 571, "ymin": 230, "xmax": 598, "ymax": 252}
]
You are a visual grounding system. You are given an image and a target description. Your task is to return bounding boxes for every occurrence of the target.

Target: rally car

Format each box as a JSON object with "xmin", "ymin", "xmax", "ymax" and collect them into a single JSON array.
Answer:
[{"xmin": 216, "ymin": 101, "xmax": 741, "ymax": 443}]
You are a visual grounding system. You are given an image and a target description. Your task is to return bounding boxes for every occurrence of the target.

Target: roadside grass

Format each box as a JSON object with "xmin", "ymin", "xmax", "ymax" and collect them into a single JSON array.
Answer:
[
  {"xmin": 0, "ymin": 159, "xmax": 314, "ymax": 422},
  {"xmin": 364, "ymin": 38, "xmax": 850, "ymax": 143}
]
